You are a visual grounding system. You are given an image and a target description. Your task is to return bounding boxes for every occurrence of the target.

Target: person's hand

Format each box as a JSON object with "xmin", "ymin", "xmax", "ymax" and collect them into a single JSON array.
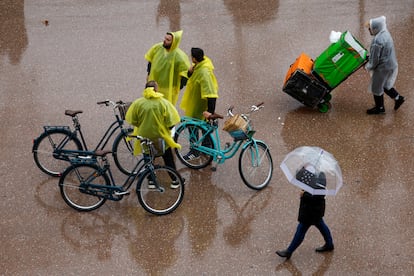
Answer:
[
  {"xmin": 203, "ymin": 111, "xmax": 212, "ymax": 119},
  {"xmin": 188, "ymin": 65, "xmax": 195, "ymax": 74}
]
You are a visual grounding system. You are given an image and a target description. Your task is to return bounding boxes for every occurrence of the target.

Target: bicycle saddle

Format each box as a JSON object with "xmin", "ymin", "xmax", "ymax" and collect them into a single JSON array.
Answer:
[{"xmin": 65, "ymin": 110, "xmax": 83, "ymax": 117}]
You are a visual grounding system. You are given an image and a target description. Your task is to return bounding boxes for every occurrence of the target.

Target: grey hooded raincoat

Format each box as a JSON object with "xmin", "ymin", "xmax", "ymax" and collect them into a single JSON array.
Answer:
[{"xmin": 365, "ymin": 16, "xmax": 398, "ymax": 96}]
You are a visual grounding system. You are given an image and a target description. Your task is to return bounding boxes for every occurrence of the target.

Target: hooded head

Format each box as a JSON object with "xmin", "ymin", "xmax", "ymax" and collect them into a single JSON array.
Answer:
[
  {"xmin": 163, "ymin": 30, "xmax": 183, "ymax": 51},
  {"xmin": 191, "ymin": 47, "xmax": 204, "ymax": 62},
  {"xmin": 367, "ymin": 16, "xmax": 387, "ymax": 35},
  {"xmin": 143, "ymin": 80, "xmax": 163, "ymax": 99}
]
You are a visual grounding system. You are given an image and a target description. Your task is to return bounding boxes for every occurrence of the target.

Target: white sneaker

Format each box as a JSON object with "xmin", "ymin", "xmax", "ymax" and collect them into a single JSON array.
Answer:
[
  {"xmin": 170, "ymin": 180, "xmax": 180, "ymax": 189},
  {"xmin": 183, "ymin": 150, "xmax": 200, "ymax": 161},
  {"xmin": 148, "ymin": 181, "xmax": 156, "ymax": 189}
]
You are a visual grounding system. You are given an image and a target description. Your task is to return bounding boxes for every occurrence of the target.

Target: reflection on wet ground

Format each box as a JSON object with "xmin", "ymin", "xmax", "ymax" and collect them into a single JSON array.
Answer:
[{"xmin": 1, "ymin": 0, "xmax": 413, "ymax": 274}]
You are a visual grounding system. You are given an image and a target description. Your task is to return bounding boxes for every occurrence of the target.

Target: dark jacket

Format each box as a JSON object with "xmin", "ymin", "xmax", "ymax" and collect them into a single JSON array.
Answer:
[{"xmin": 298, "ymin": 192, "xmax": 325, "ymax": 225}]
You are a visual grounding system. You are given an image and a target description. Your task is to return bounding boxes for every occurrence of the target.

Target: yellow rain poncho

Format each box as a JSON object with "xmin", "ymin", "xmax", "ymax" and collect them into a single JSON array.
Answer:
[
  {"xmin": 145, "ymin": 30, "xmax": 190, "ymax": 105},
  {"xmin": 180, "ymin": 56, "xmax": 219, "ymax": 120},
  {"xmin": 125, "ymin": 87, "xmax": 181, "ymax": 155}
]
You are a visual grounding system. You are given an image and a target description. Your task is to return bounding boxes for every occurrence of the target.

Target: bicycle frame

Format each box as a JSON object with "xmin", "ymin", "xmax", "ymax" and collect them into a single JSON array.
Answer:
[
  {"xmin": 37, "ymin": 101, "xmax": 132, "ymax": 161},
  {"xmin": 179, "ymin": 116, "xmax": 261, "ymax": 165},
  {"xmin": 62, "ymin": 148, "xmax": 158, "ymax": 201}
]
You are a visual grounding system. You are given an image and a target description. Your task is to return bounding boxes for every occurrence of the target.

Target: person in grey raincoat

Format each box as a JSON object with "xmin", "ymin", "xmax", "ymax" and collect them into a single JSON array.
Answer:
[{"xmin": 365, "ymin": 15, "xmax": 405, "ymax": 114}]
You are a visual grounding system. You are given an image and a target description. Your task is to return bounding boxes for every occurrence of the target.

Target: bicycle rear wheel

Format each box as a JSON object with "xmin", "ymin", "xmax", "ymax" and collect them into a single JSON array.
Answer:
[
  {"xmin": 32, "ymin": 129, "xmax": 83, "ymax": 177},
  {"xmin": 59, "ymin": 163, "xmax": 108, "ymax": 211},
  {"xmin": 136, "ymin": 166, "xmax": 184, "ymax": 215},
  {"xmin": 174, "ymin": 124, "xmax": 214, "ymax": 169},
  {"xmin": 239, "ymin": 141, "xmax": 273, "ymax": 190},
  {"xmin": 112, "ymin": 129, "xmax": 141, "ymax": 175}
]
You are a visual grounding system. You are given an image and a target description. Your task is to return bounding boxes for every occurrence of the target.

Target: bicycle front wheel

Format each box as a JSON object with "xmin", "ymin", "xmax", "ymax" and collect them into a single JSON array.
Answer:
[
  {"xmin": 174, "ymin": 124, "xmax": 214, "ymax": 169},
  {"xmin": 239, "ymin": 141, "xmax": 273, "ymax": 190},
  {"xmin": 33, "ymin": 129, "xmax": 83, "ymax": 177},
  {"xmin": 112, "ymin": 129, "xmax": 141, "ymax": 175},
  {"xmin": 59, "ymin": 163, "xmax": 108, "ymax": 211},
  {"xmin": 137, "ymin": 166, "xmax": 184, "ymax": 215}
]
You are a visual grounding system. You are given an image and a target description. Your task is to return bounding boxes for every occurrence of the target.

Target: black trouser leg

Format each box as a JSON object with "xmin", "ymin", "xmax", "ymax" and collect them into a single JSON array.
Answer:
[
  {"xmin": 162, "ymin": 148, "xmax": 178, "ymax": 181},
  {"xmin": 162, "ymin": 148, "xmax": 176, "ymax": 170}
]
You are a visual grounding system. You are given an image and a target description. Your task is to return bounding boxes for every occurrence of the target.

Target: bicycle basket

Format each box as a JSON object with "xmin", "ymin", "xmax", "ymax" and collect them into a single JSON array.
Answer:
[
  {"xmin": 223, "ymin": 114, "xmax": 249, "ymax": 140},
  {"xmin": 119, "ymin": 102, "xmax": 132, "ymax": 120},
  {"xmin": 223, "ymin": 114, "xmax": 248, "ymax": 132}
]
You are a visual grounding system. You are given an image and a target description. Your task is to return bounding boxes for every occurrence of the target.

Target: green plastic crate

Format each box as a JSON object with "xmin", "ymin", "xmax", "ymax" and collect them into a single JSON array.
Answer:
[{"xmin": 313, "ymin": 31, "xmax": 368, "ymax": 89}]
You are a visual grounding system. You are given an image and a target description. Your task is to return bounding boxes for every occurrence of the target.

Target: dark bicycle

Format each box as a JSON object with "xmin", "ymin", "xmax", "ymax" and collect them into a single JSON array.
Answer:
[
  {"xmin": 58, "ymin": 136, "xmax": 185, "ymax": 215},
  {"xmin": 32, "ymin": 100, "xmax": 138, "ymax": 177}
]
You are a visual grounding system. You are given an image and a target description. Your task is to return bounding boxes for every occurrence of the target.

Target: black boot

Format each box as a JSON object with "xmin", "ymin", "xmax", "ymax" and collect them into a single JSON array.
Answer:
[
  {"xmin": 315, "ymin": 244, "xmax": 334, "ymax": 253},
  {"xmin": 367, "ymin": 95, "xmax": 385, "ymax": 115},
  {"xmin": 394, "ymin": 95, "xmax": 405, "ymax": 110},
  {"xmin": 276, "ymin": 249, "xmax": 292, "ymax": 259},
  {"xmin": 385, "ymin": 88, "xmax": 405, "ymax": 110}
]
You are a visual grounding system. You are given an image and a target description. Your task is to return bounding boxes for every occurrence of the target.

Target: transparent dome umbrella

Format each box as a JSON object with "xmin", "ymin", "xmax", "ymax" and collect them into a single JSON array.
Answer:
[{"xmin": 280, "ymin": 146, "xmax": 343, "ymax": 195}]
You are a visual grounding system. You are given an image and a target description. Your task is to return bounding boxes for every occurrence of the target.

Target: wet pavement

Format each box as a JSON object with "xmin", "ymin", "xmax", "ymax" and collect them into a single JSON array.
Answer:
[{"xmin": 1, "ymin": 0, "xmax": 414, "ymax": 275}]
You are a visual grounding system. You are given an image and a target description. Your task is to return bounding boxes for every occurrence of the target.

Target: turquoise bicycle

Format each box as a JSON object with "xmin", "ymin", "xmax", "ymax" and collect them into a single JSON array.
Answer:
[{"xmin": 174, "ymin": 103, "xmax": 273, "ymax": 190}]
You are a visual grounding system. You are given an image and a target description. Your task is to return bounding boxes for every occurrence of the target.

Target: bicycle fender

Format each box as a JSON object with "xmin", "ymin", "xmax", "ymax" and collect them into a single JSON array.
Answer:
[{"xmin": 32, "ymin": 127, "xmax": 75, "ymax": 151}]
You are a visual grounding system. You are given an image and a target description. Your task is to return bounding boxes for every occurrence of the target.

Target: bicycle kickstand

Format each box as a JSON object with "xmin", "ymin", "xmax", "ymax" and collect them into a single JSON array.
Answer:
[{"xmin": 211, "ymin": 157, "xmax": 224, "ymax": 172}]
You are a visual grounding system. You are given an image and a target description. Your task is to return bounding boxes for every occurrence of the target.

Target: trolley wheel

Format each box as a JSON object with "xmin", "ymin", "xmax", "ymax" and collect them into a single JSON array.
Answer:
[
  {"xmin": 318, "ymin": 102, "xmax": 331, "ymax": 113},
  {"xmin": 323, "ymin": 93, "xmax": 332, "ymax": 102}
]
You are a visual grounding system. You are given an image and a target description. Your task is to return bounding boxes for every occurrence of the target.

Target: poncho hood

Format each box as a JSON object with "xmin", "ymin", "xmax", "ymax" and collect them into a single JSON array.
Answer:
[
  {"xmin": 197, "ymin": 56, "xmax": 215, "ymax": 71},
  {"xmin": 369, "ymin": 16, "xmax": 387, "ymax": 35},
  {"xmin": 143, "ymin": 87, "xmax": 164, "ymax": 99},
  {"xmin": 168, "ymin": 30, "xmax": 183, "ymax": 52}
]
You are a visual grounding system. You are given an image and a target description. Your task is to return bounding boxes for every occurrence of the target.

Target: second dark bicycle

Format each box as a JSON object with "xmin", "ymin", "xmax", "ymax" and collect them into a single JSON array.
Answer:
[{"xmin": 32, "ymin": 100, "xmax": 139, "ymax": 177}]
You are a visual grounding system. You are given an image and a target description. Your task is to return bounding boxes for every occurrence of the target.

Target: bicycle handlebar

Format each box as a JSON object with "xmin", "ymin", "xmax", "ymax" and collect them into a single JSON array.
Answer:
[
  {"xmin": 227, "ymin": 102, "xmax": 264, "ymax": 117},
  {"xmin": 127, "ymin": 134, "xmax": 151, "ymax": 144},
  {"xmin": 254, "ymin": 102, "xmax": 264, "ymax": 108},
  {"xmin": 97, "ymin": 100, "xmax": 126, "ymax": 108}
]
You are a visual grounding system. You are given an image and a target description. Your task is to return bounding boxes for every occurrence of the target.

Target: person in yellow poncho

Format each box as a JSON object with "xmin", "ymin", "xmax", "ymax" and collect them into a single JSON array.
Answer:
[
  {"xmin": 180, "ymin": 48, "xmax": 219, "ymax": 160},
  {"xmin": 145, "ymin": 30, "xmax": 190, "ymax": 105},
  {"xmin": 180, "ymin": 47, "xmax": 219, "ymax": 119},
  {"xmin": 126, "ymin": 81, "xmax": 181, "ymax": 186}
]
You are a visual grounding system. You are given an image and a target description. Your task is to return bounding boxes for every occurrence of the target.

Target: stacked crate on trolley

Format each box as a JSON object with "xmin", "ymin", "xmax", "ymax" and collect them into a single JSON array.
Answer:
[{"xmin": 282, "ymin": 31, "xmax": 368, "ymax": 112}]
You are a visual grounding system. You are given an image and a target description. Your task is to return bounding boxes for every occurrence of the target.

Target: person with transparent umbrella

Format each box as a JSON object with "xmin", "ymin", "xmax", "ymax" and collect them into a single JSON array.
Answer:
[
  {"xmin": 277, "ymin": 146, "xmax": 342, "ymax": 259},
  {"xmin": 276, "ymin": 165, "xmax": 334, "ymax": 259}
]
